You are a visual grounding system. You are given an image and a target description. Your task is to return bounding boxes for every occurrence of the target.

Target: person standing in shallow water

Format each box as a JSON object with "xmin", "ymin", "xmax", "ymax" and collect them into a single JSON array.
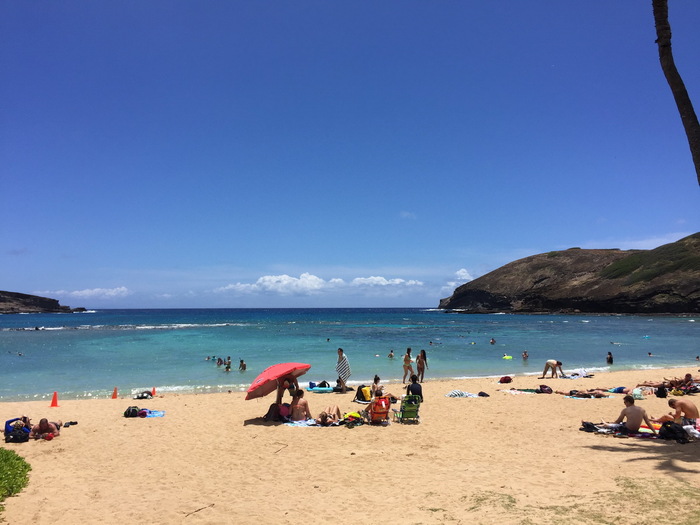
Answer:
[
  {"xmin": 606, "ymin": 352, "xmax": 614, "ymax": 365},
  {"xmin": 402, "ymin": 348, "xmax": 414, "ymax": 383},
  {"xmin": 416, "ymin": 349, "xmax": 428, "ymax": 382}
]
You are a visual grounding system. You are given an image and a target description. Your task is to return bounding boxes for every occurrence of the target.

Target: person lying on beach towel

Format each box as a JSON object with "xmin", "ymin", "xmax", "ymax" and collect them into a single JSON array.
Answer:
[
  {"xmin": 315, "ymin": 405, "xmax": 342, "ymax": 426},
  {"xmin": 555, "ymin": 389, "xmax": 609, "ymax": 398}
]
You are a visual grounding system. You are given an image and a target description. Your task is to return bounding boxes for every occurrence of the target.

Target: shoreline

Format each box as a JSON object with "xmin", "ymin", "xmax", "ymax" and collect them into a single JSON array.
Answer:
[
  {"xmin": 2, "ymin": 366, "xmax": 699, "ymax": 524},
  {"xmin": 2, "ymin": 363, "xmax": 697, "ymax": 403}
]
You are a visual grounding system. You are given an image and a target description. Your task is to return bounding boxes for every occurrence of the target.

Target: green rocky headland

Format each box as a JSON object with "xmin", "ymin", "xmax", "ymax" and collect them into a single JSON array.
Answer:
[
  {"xmin": 0, "ymin": 291, "xmax": 85, "ymax": 314},
  {"xmin": 440, "ymin": 233, "xmax": 700, "ymax": 314}
]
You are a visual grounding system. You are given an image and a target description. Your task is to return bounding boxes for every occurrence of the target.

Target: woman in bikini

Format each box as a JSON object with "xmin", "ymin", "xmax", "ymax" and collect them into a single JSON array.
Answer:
[
  {"xmin": 371, "ymin": 375, "xmax": 397, "ymax": 400},
  {"xmin": 289, "ymin": 390, "xmax": 312, "ymax": 421},
  {"xmin": 416, "ymin": 349, "xmax": 428, "ymax": 382},
  {"xmin": 402, "ymin": 348, "xmax": 414, "ymax": 384}
]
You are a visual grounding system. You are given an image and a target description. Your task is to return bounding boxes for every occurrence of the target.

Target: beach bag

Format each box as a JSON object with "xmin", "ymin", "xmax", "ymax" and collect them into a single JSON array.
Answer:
[
  {"xmin": 498, "ymin": 376, "xmax": 512, "ymax": 384},
  {"xmin": 537, "ymin": 385, "xmax": 553, "ymax": 394},
  {"xmin": 656, "ymin": 384, "xmax": 667, "ymax": 398},
  {"xmin": 632, "ymin": 388, "xmax": 644, "ymax": 400},
  {"xmin": 308, "ymin": 381, "xmax": 317, "ymax": 389},
  {"xmin": 658, "ymin": 421, "xmax": 689, "ymax": 444},
  {"xmin": 4, "ymin": 429, "xmax": 29, "ymax": 443},
  {"xmin": 124, "ymin": 406, "xmax": 140, "ymax": 418},
  {"xmin": 354, "ymin": 385, "xmax": 370, "ymax": 402}
]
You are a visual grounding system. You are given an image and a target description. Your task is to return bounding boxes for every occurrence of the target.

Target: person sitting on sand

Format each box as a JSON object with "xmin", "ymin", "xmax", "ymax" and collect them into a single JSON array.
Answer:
[
  {"xmin": 29, "ymin": 418, "xmax": 61, "ymax": 440},
  {"xmin": 315, "ymin": 405, "xmax": 342, "ymax": 426},
  {"xmin": 652, "ymin": 398, "xmax": 699, "ymax": 427},
  {"xmin": 540, "ymin": 360, "xmax": 564, "ymax": 379},
  {"xmin": 371, "ymin": 374, "xmax": 395, "ymax": 399},
  {"xmin": 289, "ymin": 390, "xmax": 312, "ymax": 422},
  {"xmin": 599, "ymin": 395, "xmax": 656, "ymax": 434},
  {"xmin": 406, "ymin": 374, "xmax": 423, "ymax": 402}
]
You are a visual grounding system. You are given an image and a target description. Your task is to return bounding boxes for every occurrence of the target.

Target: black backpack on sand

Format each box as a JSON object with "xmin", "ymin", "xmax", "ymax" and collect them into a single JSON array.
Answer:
[
  {"xmin": 658, "ymin": 421, "xmax": 689, "ymax": 444},
  {"xmin": 124, "ymin": 406, "xmax": 140, "ymax": 418},
  {"xmin": 5, "ymin": 429, "xmax": 30, "ymax": 443}
]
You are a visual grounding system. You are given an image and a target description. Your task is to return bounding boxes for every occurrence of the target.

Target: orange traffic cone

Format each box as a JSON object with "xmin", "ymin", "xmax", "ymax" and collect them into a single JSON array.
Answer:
[
  {"xmin": 151, "ymin": 387, "xmax": 156, "ymax": 397},
  {"xmin": 112, "ymin": 387, "xmax": 118, "ymax": 399},
  {"xmin": 50, "ymin": 391, "xmax": 59, "ymax": 407}
]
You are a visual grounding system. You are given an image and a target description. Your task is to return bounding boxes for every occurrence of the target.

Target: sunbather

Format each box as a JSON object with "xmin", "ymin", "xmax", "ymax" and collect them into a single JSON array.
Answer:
[
  {"xmin": 371, "ymin": 375, "xmax": 397, "ymax": 400},
  {"xmin": 652, "ymin": 398, "xmax": 699, "ymax": 427},
  {"xmin": 599, "ymin": 395, "xmax": 656, "ymax": 434},
  {"xmin": 555, "ymin": 389, "xmax": 608, "ymax": 398},
  {"xmin": 289, "ymin": 390, "xmax": 312, "ymax": 421},
  {"xmin": 29, "ymin": 418, "xmax": 62, "ymax": 439},
  {"xmin": 315, "ymin": 405, "xmax": 342, "ymax": 426}
]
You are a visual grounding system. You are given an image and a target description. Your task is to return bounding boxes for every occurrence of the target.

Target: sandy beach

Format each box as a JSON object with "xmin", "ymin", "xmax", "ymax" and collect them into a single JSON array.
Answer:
[{"xmin": 2, "ymin": 367, "xmax": 699, "ymax": 525}]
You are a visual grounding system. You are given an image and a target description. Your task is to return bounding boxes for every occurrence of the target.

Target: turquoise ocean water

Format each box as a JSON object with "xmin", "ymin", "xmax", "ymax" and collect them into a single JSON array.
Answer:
[{"xmin": 1, "ymin": 308, "xmax": 698, "ymax": 401}]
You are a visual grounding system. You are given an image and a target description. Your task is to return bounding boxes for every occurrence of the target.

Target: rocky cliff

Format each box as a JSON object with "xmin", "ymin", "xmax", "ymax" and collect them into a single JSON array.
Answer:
[
  {"xmin": 439, "ymin": 233, "xmax": 700, "ymax": 314},
  {"xmin": 0, "ymin": 291, "xmax": 85, "ymax": 314}
]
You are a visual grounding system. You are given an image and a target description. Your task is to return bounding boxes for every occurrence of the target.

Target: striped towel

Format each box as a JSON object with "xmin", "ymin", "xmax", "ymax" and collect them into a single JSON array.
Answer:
[
  {"xmin": 445, "ymin": 390, "xmax": 478, "ymax": 398},
  {"xmin": 336, "ymin": 355, "xmax": 351, "ymax": 381}
]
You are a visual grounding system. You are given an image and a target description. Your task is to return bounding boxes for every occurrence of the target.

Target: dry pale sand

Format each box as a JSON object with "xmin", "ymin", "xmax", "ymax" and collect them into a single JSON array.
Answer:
[{"xmin": 2, "ymin": 367, "xmax": 700, "ymax": 525}]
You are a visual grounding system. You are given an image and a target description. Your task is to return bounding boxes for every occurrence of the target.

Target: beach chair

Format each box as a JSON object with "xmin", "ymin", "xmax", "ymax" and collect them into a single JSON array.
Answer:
[
  {"xmin": 364, "ymin": 395, "xmax": 391, "ymax": 424},
  {"xmin": 392, "ymin": 394, "xmax": 421, "ymax": 424}
]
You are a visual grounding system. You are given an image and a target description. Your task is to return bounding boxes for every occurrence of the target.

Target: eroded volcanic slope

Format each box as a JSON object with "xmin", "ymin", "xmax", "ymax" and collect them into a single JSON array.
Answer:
[{"xmin": 439, "ymin": 233, "xmax": 700, "ymax": 314}]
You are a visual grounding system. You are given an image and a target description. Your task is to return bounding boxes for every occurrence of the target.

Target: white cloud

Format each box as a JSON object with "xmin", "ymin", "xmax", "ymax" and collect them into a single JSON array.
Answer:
[
  {"xmin": 36, "ymin": 287, "xmax": 132, "ymax": 299},
  {"xmin": 215, "ymin": 273, "xmax": 423, "ymax": 296},
  {"xmin": 399, "ymin": 211, "xmax": 416, "ymax": 220},
  {"xmin": 350, "ymin": 276, "xmax": 422, "ymax": 287},
  {"xmin": 454, "ymin": 268, "xmax": 474, "ymax": 282},
  {"xmin": 440, "ymin": 268, "xmax": 475, "ymax": 295}
]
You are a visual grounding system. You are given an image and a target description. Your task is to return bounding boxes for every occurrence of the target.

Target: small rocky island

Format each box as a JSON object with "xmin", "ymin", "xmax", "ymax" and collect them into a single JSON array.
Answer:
[
  {"xmin": 0, "ymin": 291, "xmax": 86, "ymax": 314},
  {"xmin": 440, "ymin": 233, "xmax": 700, "ymax": 314}
]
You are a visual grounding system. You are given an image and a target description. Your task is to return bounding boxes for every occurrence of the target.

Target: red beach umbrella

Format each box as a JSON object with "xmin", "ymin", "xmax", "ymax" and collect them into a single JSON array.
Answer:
[{"xmin": 245, "ymin": 362, "xmax": 311, "ymax": 401}]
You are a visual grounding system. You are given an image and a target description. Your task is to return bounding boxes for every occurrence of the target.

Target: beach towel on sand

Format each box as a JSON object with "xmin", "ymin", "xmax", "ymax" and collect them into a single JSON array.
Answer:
[
  {"xmin": 145, "ymin": 410, "xmax": 165, "ymax": 418},
  {"xmin": 336, "ymin": 354, "xmax": 351, "ymax": 382},
  {"xmin": 445, "ymin": 390, "xmax": 479, "ymax": 398}
]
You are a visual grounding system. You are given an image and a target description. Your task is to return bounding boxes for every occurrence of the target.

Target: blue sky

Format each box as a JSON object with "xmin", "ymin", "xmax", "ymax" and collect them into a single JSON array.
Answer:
[{"xmin": 2, "ymin": 1, "xmax": 699, "ymax": 309}]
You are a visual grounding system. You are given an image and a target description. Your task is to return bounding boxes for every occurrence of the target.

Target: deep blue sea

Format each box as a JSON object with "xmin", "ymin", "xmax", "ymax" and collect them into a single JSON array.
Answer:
[{"xmin": 1, "ymin": 308, "xmax": 698, "ymax": 401}]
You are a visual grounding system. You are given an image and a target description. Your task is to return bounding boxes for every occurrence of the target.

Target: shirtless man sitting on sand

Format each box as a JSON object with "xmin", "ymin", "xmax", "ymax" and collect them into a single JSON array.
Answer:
[
  {"xmin": 600, "ymin": 395, "xmax": 656, "ymax": 434},
  {"xmin": 652, "ymin": 398, "xmax": 699, "ymax": 428},
  {"xmin": 289, "ymin": 390, "xmax": 312, "ymax": 421}
]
